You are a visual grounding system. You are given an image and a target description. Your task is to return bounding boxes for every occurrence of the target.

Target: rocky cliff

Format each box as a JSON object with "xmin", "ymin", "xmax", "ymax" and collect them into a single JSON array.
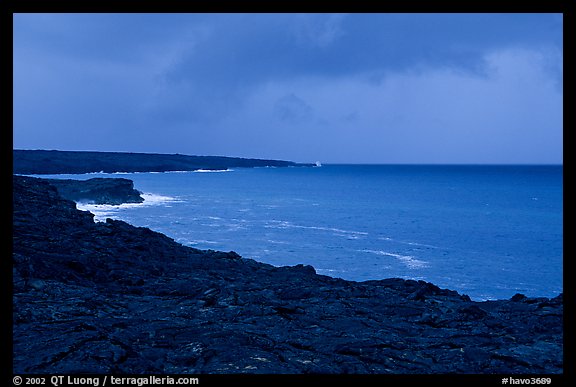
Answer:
[
  {"xmin": 13, "ymin": 149, "xmax": 311, "ymax": 174},
  {"xmin": 12, "ymin": 175, "xmax": 563, "ymax": 374},
  {"xmin": 45, "ymin": 177, "xmax": 144, "ymax": 205}
]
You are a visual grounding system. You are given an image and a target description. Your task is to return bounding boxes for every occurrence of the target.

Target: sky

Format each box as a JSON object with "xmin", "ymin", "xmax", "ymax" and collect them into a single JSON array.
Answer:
[{"xmin": 13, "ymin": 13, "xmax": 563, "ymax": 164}]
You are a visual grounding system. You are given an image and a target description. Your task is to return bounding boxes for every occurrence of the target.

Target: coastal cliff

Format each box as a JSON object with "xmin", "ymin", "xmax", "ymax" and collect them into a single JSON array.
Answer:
[
  {"xmin": 45, "ymin": 177, "xmax": 144, "ymax": 205},
  {"xmin": 12, "ymin": 175, "xmax": 563, "ymax": 374},
  {"xmin": 13, "ymin": 149, "xmax": 311, "ymax": 174}
]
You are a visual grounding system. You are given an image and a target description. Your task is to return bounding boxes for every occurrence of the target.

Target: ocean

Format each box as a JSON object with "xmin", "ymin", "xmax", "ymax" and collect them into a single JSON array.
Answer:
[{"xmin": 43, "ymin": 164, "xmax": 562, "ymax": 301}]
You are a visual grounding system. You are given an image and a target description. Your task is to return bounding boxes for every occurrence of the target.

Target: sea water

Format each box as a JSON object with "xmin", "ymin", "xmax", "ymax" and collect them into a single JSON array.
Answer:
[{"xmin": 44, "ymin": 165, "xmax": 562, "ymax": 301}]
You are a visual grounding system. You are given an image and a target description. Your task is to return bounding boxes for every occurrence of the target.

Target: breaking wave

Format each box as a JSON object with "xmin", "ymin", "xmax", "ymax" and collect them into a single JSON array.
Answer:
[{"xmin": 76, "ymin": 193, "xmax": 181, "ymax": 222}]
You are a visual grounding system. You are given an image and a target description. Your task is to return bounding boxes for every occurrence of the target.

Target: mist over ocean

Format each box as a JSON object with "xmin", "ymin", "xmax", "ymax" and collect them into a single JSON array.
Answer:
[{"xmin": 49, "ymin": 164, "xmax": 562, "ymax": 301}]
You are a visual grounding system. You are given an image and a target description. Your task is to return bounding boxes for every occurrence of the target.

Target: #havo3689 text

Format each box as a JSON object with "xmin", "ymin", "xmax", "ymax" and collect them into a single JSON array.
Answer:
[{"xmin": 502, "ymin": 377, "xmax": 552, "ymax": 385}]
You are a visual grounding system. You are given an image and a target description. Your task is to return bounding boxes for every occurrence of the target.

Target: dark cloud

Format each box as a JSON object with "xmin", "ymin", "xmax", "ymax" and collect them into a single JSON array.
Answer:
[
  {"xmin": 13, "ymin": 13, "xmax": 562, "ymax": 163},
  {"xmin": 274, "ymin": 94, "xmax": 314, "ymax": 125},
  {"xmin": 158, "ymin": 13, "xmax": 562, "ymax": 86}
]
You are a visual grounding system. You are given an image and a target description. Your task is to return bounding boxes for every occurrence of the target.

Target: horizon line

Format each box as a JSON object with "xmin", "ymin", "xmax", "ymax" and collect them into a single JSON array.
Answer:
[{"xmin": 13, "ymin": 148, "xmax": 563, "ymax": 167}]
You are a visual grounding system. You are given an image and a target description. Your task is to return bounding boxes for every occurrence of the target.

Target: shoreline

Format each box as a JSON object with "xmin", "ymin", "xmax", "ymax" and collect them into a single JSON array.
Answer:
[
  {"xmin": 13, "ymin": 175, "xmax": 563, "ymax": 374},
  {"xmin": 13, "ymin": 149, "xmax": 313, "ymax": 175}
]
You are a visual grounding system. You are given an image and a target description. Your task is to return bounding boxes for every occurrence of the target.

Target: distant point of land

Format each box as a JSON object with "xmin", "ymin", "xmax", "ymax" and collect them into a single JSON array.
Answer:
[{"xmin": 13, "ymin": 149, "xmax": 312, "ymax": 175}]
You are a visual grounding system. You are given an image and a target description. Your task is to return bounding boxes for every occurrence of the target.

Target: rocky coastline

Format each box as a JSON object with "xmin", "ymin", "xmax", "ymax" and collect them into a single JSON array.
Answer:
[
  {"xmin": 12, "ymin": 175, "xmax": 563, "ymax": 374},
  {"xmin": 45, "ymin": 177, "xmax": 144, "ymax": 205},
  {"xmin": 13, "ymin": 149, "xmax": 312, "ymax": 174}
]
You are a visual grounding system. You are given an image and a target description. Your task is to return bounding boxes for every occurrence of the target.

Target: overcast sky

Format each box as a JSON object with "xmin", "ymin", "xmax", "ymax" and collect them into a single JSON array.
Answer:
[{"xmin": 13, "ymin": 13, "xmax": 563, "ymax": 164}]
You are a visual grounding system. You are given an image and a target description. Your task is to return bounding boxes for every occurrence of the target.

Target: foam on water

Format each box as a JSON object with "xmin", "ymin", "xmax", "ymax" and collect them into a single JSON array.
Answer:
[
  {"xmin": 378, "ymin": 236, "xmax": 441, "ymax": 250},
  {"xmin": 362, "ymin": 249, "xmax": 429, "ymax": 269},
  {"xmin": 265, "ymin": 220, "xmax": 368, "ymax": 237},
  {"xmin": 194, "ymin": 169, "xmax": 234, "ymax": 173},
  {"xmin": 77, "ymin": 193, "xmax": 181, "ymax": 222},
  {"xmin": 182, "ymin": 239, "xmax": 220, "ymax": 246}
]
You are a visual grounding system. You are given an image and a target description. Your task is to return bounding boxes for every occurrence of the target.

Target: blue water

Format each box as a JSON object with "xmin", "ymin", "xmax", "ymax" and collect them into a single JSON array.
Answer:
[{"xmin": 46, "ymin": 165, "xmax": 563, "ymax": 301}]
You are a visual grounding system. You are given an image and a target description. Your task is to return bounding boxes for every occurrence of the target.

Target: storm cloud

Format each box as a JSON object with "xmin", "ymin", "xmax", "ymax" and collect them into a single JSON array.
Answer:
[{"xmin": 13, "ymin": 13, "xmax": 562, "ymax": 163}]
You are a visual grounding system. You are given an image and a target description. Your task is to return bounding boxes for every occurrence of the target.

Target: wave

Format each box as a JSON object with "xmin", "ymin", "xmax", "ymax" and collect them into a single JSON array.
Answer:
[
  {"xmin": 101, "ymin": 170, "xmax": 193, "ymax": 175},
  {"xmin": 141, "ymin": 193, "xmax": 181, "ymax": 204},
  {"xmin": 193, "ymin": 169, "xmax": 234, "ymax": 173},
  {"xmin": 265, "ymin": 220, "xmax": 368, "ymax": 237},
  {"xmin": 110, "ymin": 171, "xmax": 155, "ymax": 175},
  {"xmin": 377, "ymin": 236, "xmax": 440, "ymax": 250},
  {"xmin": 362, "ymin": 249, "xmax": 429, "ymax": 269},
  {"xmin": 181, "ymin": 239, "xmax": 220, "ymax": 246},
  {"xmin": 266, "ymin": 239, "xmax": 290, "ymax": 245},
  {"xmin": 76, "ymin": 192, "xmax": 182, "ymax": 222}
]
